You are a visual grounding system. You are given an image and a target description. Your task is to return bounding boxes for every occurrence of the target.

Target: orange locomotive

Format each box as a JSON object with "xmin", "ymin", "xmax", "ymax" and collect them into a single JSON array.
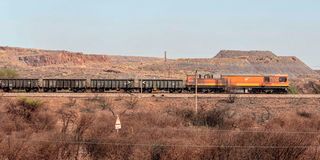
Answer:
[
  {"xmin": 186, "ymin": 74, "xmax": 289, "ymax": 93},
  {"xmin": 185, "ymin": 74, "xmax": 225, "ymax": 93},
  {"xmin": 222, "ymin": 74, "xmax": 289, "ymax": 93}
]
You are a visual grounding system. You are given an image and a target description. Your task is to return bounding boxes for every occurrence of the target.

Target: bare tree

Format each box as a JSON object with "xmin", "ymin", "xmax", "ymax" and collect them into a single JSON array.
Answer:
[
  {"xmin": 96, "ymin": 97, "xmax": 115, "ymax": 117},
  {"xmin": 0, "ymin": 136, "xmax": 28, "ymax": 160},
  {"xmin": 73, "ymin": 114, "xmax": 95, "ymax": 160},
  {"xmin": 121, "ymin": 95, "xmax": 139, "ymax": 115},
  {"xmin": 57, "ymin": 108, "xmax": 77, "ymax": 134}
]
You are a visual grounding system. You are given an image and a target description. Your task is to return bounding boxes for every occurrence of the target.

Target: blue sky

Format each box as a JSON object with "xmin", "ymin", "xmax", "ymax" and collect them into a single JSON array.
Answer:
[{"xmin": 1, "ymin": 0, "xmax": 319, "ymax": 68}]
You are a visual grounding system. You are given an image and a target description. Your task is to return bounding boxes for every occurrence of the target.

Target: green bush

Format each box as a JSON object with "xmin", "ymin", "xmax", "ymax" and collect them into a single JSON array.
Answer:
[
  {"xmin": 288, "ymin": 85, "xmax": 299, "ymax": 94},
  {"xmin": 18, "ymin": 97, "xmax": 43, "ymax": 111},
  {"xmin": 0, "ymin": 68, "xmax": 18, "ymax": 78}
]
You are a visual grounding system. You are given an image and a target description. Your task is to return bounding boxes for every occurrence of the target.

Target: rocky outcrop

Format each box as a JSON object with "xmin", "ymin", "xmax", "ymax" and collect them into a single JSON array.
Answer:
[{"xmin": 18, "ymin": 52, "xmax": 109, "ymax": 66}]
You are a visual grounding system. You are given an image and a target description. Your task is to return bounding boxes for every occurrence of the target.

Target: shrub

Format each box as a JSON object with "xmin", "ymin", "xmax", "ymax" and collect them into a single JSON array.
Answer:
[
  {"xmin": 124, "ymin": 96, "xmax": 139, "ymax": 110},
  {"xmin": 80, "ymin": 107, "xmax": 95, "ymax": 113},
  {"xmin": 175, "ymin": 107, "xmax": 231, "ymax": 128},
  {"xmin": 175, "ymin": 108, "xmax": 194, "ymax": 120},
  {"xmin": 0, "ymin": 115, "xmax": 29, "ymax": 133},
  {"xmin": 197, "ymin": 132, "xmax": 315, "ymax": 160},
  {"xmin": 288, "ymin": 85, "xmax": 299, "ymax": 94},
  {"xmin": 0, "ymin": 68, "xmax": 18, "ymax": 78},
  {"xmin": 5, "ymin": 98, "xmax": 57, "ymax": 132},
  {"xmin": 297, "ymin": 111, "xmax": 312, "ymax": 118},
  {"xmin": 7, "ymin": 98, "xmax": 43, "ymax": 121},
  {"xmin": 19, "ymin": 98, "xmax": 43, "ymax": 109},
  {"xmin": 31, "ymin": 111, "xmax": 57, "ymax": 131},
  {"xmin": 85, "ymin": 139, "xmax": 133, "ymax": 160},
  {"xmin": 193, "ymin": 108, "xmax": 229, "ymax": 128},
  {"xmin": 227, "ymin": 94, "xmax": 237, "ymax": 103},
  {"xmin": 309, "ymin": 81, "xmax": 320, "ymax": 94},
  {"xmin": 151, "ymin": 144, "xmax": 166, "ymax": 160},
  {"xmin": 98, "ymin": 98, "xmax": 113, "ymax": 111}
]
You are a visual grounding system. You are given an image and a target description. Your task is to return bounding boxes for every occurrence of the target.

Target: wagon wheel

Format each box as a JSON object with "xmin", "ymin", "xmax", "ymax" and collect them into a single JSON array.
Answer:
[{"xmin": 3, "ymin": 88, "xmax": 10, "ymax": 92}]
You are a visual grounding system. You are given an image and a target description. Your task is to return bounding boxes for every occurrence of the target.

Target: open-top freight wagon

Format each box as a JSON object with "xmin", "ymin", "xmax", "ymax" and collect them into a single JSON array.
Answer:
[
  {"xmin": 139, "ymin": 79, "xmax": 184, "ymax": 93},
  {"xmin": 90, "ymin": 79, "xmax": 184, "ymax": 93},
  {"xmin": 43, "ymin": 79, "xmax": 86, "ymax": 92},
  {"xmin": 0, "ymin": 79, "xmax": 39, "ymax": 92},
  {"xmin": 90, "ymin": 79, "xmax": 135, "ymax": 92}
]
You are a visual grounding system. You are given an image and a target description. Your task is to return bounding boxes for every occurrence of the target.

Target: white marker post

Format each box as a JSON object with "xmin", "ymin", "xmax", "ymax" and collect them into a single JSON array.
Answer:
[{"xmin": 115, "ymin": 115, "xmax": 121, "ymax": 133}]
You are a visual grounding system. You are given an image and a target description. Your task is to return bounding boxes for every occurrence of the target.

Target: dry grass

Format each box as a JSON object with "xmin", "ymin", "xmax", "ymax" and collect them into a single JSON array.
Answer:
[{"xmin": 1, "ymin": 96, "xmax": 320, "ymax": 159}]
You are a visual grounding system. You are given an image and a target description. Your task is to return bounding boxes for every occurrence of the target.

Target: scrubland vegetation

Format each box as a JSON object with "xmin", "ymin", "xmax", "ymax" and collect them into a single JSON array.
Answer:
[
  {"xmin": 0, "ymin": 95, "xmax": 320, "ymax": 160},
  {"xmin": 0, "ymin": 68, "xmax": 18, "ymax": 78}
]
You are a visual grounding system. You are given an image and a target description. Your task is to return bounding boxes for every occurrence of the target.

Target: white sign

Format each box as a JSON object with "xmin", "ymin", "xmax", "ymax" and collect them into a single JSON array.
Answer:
[{"xmin": 115, "ymin": 115, "xmax": 121, "ymax": 130}]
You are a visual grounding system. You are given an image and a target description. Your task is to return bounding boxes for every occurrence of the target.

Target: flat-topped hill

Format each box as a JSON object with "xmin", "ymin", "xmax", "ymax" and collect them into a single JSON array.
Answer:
[{"xmin": 214, "ymin": 50, "xmax": 277, "ymax": 58}]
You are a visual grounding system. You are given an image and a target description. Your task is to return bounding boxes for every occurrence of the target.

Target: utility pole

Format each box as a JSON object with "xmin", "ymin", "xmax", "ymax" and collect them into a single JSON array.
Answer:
[
  {"xmin": 195, "ymin": 70, "xmax": 198, "ymax": 114},
  {"xmin": 165, "ymin": 51, "xmax": 171, "ymax": 78},
  {"xmin": 164, "ymin": 51, "xmax": 167, "ymax": 62},
  {"xmin": 140, "ymin": 61, "xmax": 143, "ymax": 94}
]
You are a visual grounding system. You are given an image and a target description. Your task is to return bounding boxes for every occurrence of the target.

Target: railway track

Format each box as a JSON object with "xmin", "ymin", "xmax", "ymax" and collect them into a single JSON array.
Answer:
[{"xmin": 1, "ymin": 93, "xmax": 320, "ymax": 99}]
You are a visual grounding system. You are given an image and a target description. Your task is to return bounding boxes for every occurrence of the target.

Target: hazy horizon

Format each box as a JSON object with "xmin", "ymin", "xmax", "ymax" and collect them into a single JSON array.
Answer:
[{"xmin": 1, "ymin": 0, "xmax": 319, "ymax": 68}]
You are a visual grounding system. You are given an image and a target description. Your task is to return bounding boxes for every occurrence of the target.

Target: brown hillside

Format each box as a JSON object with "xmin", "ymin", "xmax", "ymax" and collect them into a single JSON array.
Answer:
[{"xmin": 0, "ymin": 46, "xmax": 317, "ymax": 80}]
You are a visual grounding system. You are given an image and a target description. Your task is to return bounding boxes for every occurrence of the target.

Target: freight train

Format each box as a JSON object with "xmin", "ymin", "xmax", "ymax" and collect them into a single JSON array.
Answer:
[{"xmin": 0, "ymin": 74, "xmax": 289, "ymax": 94}]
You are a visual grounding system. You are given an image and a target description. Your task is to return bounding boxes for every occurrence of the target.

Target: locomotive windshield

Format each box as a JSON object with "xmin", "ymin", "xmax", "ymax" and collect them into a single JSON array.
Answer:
[{"xmin": 279, "ymin": 77, "xmax": 288, "ymax": 82}]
